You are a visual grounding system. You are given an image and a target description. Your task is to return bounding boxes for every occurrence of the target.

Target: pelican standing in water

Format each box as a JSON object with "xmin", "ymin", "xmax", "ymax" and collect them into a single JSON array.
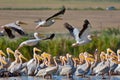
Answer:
[
  {"xmin": 1, "ymin": 21, "xmax": 27, "ymax": 39},
  {"xmin": 8, "ymin": 50, "xmax": 27, "ymax": 75},
  {"xmin": 27, "ymin": 47, "xmax": 41, "ymax": 76},
  {"xmin": 64, "ymin": 19, "xmax": 93, "ymax": 47},
  {"xmin": 17, "ymin": 32, "xmax": 55, "ymax": 49},
  {"xmin": 35, "ymin": 6, "xmax": 66, "ymax": 29}
]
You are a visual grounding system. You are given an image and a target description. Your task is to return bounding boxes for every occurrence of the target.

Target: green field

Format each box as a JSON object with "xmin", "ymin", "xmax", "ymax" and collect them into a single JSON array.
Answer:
[{"xmin": 0, "ymin": 28, "xmax": 120, "ymax": 60}]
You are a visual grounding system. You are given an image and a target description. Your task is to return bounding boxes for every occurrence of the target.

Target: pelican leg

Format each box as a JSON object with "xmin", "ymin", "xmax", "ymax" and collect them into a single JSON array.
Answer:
[{"xmin": 102, "ymin": 74, "xmax": 106, "ymax": 79}]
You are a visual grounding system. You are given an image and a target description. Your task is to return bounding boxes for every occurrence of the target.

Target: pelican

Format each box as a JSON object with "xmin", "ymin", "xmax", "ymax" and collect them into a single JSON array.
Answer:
[
  {"xmin": 8, "ymin": 50, "xmax": 27, "ymax": 76},
  {"xmin": 75, "ymin": 52, "xmax": 93, "ymax": 77},
  {"xmin": 1, "ymin": 20, "xmax": 27, "ymax": 38},
  {"xmin": 35, "ymin": 6, "xmax": 66, "ymax": 29},
  {"xmin": 64, "ymin": 19, "xmax": 93, "ymax": 47},
  {"xmin": 94, "ymin": 48, "xmax": 117, "ymax": 79},
  {"xmin": 17, "ymin": 32, "xmax": 55, "ymax": 49},
  {"xmin": 114, "ymin": 49, "xmax": 120, "ymax": 74},
  {"xmin": 0, "ymin": 50, "xmax": 7, "ymax": 69},
  {"xmin": 59, "ymin": 54, "xmax": 76, "ymax": 78},
  {"xmin": 27, "ymin": 47, "xmax": 41, "ymax": 76},
  {"xmin": 36, "ymin": 56, "xmax": 58, "ymax": 79},
  {"xmin": 3, "ymin": 48, "xmax": 14, "ymax": 69}
]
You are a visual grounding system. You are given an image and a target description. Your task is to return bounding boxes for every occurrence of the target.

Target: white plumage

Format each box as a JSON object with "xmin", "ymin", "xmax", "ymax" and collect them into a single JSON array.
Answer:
[{"xmin": 64, "ymin": 19, "xmax": 92, "ymax": 47}]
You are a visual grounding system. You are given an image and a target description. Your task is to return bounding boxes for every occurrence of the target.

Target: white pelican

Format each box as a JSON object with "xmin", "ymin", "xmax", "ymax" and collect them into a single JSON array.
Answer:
[
  {"xmin": 64, "ymin": 19, "xmax": 92, "ymax": 47},
  {"xmin": 35, "ymin": 6, "xmax": 66, "ymax": 29},
  {"xmin": 3, "ymin": 48, "xmax": 14, "ymax": 69},
  {"xmin": 59, "ymin": 54, "xmax": 76, "ymax": 78},
  {"xmin": 36, "ymin": 56, "xmax": 58, "ymax": 79},
  {"xmin": 27, "ymin": 47, "xmax": 41, "ymax": 76},
  {"xmin": 114, "ymin": 49, "xmax": 120, "ymax": 74},
  {"xmin": 75, "ymin": 52, "xmax": 93, "ymax": 77},
  {"xmin": 1, "ymin": 21, "xmax": 27, "ymax": 38},
  {"xmin": 8, "ymin": 50, "xmax": 27, "ymax": 74},
  {"xmin": 17, "ymin": 32, "xmax": 55, "ymax": 49}
]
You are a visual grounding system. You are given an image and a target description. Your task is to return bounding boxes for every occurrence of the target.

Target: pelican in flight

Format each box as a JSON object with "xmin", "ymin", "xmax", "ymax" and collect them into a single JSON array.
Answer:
[
  {"xmin": 1, "ymin": 20, "xmax": 27, "ymax": 38},
  {"xmin": 17, "ymin": 32, "xmax": 55, "ymax": 49},
  {"xmin": 64, "ymin": 19, "xmax": 92, "ymax": 47},
  {"xmin": 35, "ymin": 6, "xmax": 66, "ymax": 29}
]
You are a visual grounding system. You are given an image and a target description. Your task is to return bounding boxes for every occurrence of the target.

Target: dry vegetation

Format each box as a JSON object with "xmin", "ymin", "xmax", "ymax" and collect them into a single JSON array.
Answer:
[{"xmin": 0, "ymin": 10, "xmax": 120, "ymax": 33}]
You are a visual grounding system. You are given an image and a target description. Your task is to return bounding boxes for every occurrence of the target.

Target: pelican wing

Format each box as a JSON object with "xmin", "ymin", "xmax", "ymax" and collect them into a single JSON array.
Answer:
[
  {"xmin": 64, "ymin": 22, "xmax": 80, "ymax": 42},
  {"xmin": 10, "ymin": 26, "xmax": 27, "ymax": 36},
  {"xmin": 4, "ymin": 27, "xmax": 15, "ymax": 38},
  {"xmin": 42, "ymin": 33, "xmax": 55, "ymax": 40},
  {"xmin": 79, "ymin": 19, "xmax": 91, "ymax": 40},
  {"xmin": 46, "ymin": 6, "xmax": 66, "ymax": 21},
  {"xmin": 64, "ymin": 22, "xmax": 75, "ymax": 38}
]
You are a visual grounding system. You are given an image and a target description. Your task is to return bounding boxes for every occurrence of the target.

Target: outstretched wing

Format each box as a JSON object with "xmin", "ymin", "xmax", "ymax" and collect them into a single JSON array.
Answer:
[
  {"xmin": 46, "ymin": 6, "xmax": 66, "ymax": 21},
  {"xmin": 79, "ymin": 19, "xmax": 91, "ymax": 39},
  {"xmin": 64, "ymin": 22, "xmax": 75, "ymax": 38},
  {"xmin": 11, "ymin": 26, "xmax": 27, "ymax": 36},
  {"xmin": 64, "ymin": 22, "xmax": 80, "ymax": 42},
  {"xmin": 4, "ymin": 27, "xmax": 15, "ymax": 39},
  {"xmin": 43, "ymin": 33, "xmax": 55, "ymax": 40}
]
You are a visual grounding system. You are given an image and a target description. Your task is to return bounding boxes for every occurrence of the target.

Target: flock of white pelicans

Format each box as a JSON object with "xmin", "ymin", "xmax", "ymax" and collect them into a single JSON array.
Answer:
[
  {"xmin": 0, "ymin": 6, "xmax": 118, "ymax": 79},
  {"xmin": 0, "ymin": 47, "xmax": 120, "ymax": 79}
]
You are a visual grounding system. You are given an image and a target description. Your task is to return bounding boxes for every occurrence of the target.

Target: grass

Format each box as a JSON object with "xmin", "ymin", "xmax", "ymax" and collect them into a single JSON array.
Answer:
[{"xmin": 0, "ymin": 28, "xmax": 120, "ymax": 60}]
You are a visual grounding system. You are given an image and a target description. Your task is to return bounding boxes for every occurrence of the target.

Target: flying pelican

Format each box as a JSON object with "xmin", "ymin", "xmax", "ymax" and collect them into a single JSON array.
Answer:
[
  {"xmin": 35, "ymin": 6, "xmax": 66, "ymax": 29},
  {"xmin": 17, "ymin": 32, "xmax": 55, "ymax": 50},
  {"xmin": 64, "ymin": 19, "xmax": 93, "ymax": 47},
  {"xmin": 1, "ymin": 21, "xmax": 27, "ymax": 38}
]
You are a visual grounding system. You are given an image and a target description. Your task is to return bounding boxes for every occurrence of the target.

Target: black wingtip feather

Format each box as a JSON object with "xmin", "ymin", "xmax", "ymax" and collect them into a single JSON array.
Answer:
[
  {"xmin": 4, "ymin": 27, "xmax": 15, "ymax": 39},
  {"xmin": 64, "ymin": 23, "xmax": 74, "ymax": 32}
]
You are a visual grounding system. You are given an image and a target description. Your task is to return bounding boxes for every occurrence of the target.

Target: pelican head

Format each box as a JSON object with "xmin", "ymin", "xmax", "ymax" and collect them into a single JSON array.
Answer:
[
  {"xmin": 84, "ymin": 19, "xmax": 90, "ymax": 24},
  {"xmin": 41, "ymin": 52, "xmax": 51, "ymax": 59},
  {"xmin": 0, "ymin": 58, "xmax": 7, "ymax": 65},
  {"xmin": 33, "ymin": 47, "xmax": 41, "ymax": 53},
  {"xmin": 100, "ymin": 52, "xmax": 106, "ymax": 61},
  {"xmin": 0, "ymin": 50, "xmax": 6, "ymax": 57},
  {"xmin": 19, "ymin": 54, "xmax": 28, "ymax": 61},
  {"xmin": 15, "ymin": 20, "xmax": 27, "ymax": 25},
  {"xmin": 107, "ymin": 48, "xmax": 115, "ymax": 55},
  {"xmin": 117, "ymin": 49, "xmax": 120, "ymax": 55},
  {"xmin": 6, "ymin": 48, "xmax": 14, "ymax": 55},
  {"xmin": 34, "ymin": 32, "xmax": 41, "ymax": 39}
]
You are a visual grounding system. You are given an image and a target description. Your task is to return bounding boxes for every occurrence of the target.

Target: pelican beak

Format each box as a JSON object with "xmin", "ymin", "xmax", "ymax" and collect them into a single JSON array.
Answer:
[
  {"xmin": 0, "ymin": 50, "xmax": 6, "ymax": 57},
  {"xmin": 41, "ymin": 52, "xmax": 51, "ymax": 59},
  {"xmin": 36, "ymin": 55, "xmax": 43, "ymax": 61},
  {"xmin": 35, "ymin": 25, "xmax": 40, "ymax": 30},
  {"xmin": 0, "ymin": 58, "xmax": 7, "ymax": 65},
  {"xmin": 20, "ymin": 54, "xmax": 28, "ymax": 61},
  {"xmin": 6, "ymin": 48, "xmax": 14, "ymax": 54},
  {"xmin": 54, "ymin": 17, "xmax": 63, "ymax": 20},
  {"xmin": 88, "ymin": 53, "xmax": 93, "ymax": 57},
  {"xmin": 38, "ymin": 55, "xmax": 43, "ymax": 60},
  {"xmin": 34, "ymin": 47, "xmax": 42, "ymax": 52},
  {"xmin": 86, "ymin": 57, "xmax": 95, "ymax": 62},
  {"xmin": 107, "ymin": 48, "xmax": 114, "ymax": 53},
  {"xmin": 19, "ymin": 21, "xmax": 27, "ymax": 25}
]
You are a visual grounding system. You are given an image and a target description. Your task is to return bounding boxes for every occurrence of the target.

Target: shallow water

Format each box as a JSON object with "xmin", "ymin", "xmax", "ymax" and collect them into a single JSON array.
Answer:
[{"xmin": 0, "ymin": 76, "xmax": 120, "ymax": 80}]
